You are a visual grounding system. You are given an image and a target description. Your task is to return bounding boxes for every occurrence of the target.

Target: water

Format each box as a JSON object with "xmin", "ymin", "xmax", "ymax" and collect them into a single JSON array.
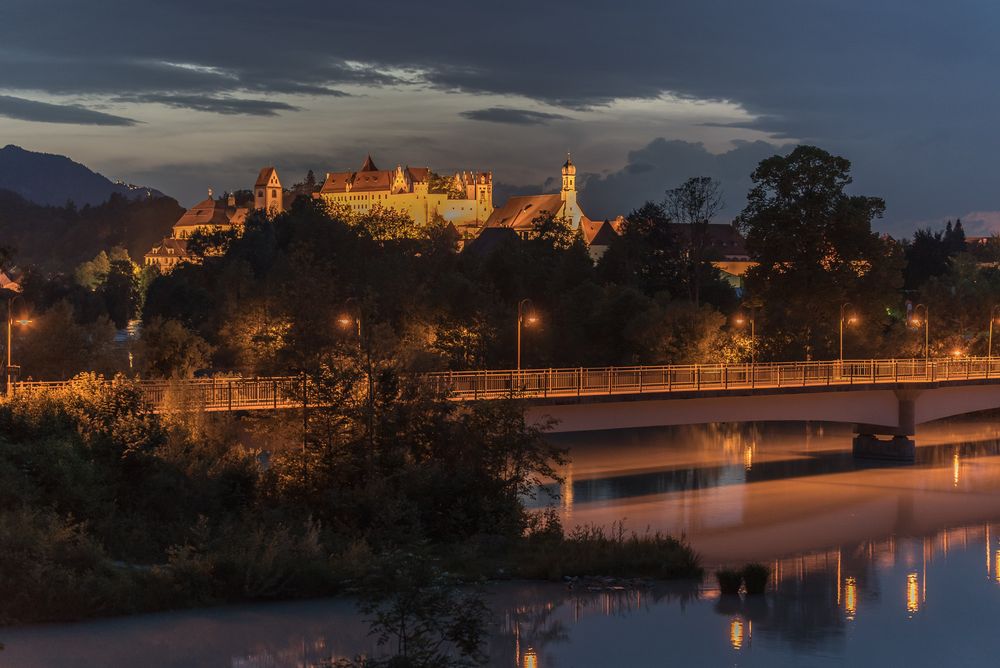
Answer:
[{"xmin": 7, "ymin": 417, "xmax": 1000, "ymax": 667}]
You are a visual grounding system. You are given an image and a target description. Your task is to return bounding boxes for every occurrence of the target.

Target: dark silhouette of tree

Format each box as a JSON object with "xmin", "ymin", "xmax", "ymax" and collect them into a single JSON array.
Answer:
[
  {"xmin": 664, "ymin": 176, "xmax": 723, "ymax": 306},
  {"xmin": 735, "ymin": 145, "xmax": 903, "ymax": 359}
]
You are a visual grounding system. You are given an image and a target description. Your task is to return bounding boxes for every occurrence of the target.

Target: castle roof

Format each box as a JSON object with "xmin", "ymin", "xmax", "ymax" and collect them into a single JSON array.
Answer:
[
  {"xmin": 255, "ymin": 167, "xmax": 278, "ymax": 188},
  {"xmin": 172, "ymin": 197, "xmax": 247, "ymax": 231},
  {"xmin": 483, "ymin": 193, "xmax": 564, "ymax": 230},
  {"xmin": 319, "ymin": 163, "xmax": 431, "ymax": 194}
]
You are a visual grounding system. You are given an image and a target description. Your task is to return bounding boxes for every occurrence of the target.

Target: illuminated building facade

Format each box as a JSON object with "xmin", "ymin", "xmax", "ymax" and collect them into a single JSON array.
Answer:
[{"xmin": 315, "ymin": 155, "xmax": 494, "ymax": 234}]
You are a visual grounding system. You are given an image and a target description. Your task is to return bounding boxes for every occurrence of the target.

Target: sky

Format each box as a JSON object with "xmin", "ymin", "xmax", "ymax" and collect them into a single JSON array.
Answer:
[{"xmin": 1, "ymin": 0, "xmax": 999, "ymax": 236}]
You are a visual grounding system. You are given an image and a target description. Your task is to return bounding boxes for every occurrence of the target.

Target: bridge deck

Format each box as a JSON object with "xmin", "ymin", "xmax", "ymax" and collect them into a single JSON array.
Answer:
[{"xmin": 7, "ymin": 358, "xmax": 1000, "ymax": 413}]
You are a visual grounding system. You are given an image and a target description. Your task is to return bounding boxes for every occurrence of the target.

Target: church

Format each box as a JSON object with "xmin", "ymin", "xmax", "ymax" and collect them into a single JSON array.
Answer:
[{"xmin": 482, "ymin": 156, "xmax": 622, "ymax": 259}]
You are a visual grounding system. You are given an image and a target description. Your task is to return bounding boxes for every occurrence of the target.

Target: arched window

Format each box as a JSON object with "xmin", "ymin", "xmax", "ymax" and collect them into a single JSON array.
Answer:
[{"xmin": 271, "ymin": 189, "xmax": 277, "ymax": 198}]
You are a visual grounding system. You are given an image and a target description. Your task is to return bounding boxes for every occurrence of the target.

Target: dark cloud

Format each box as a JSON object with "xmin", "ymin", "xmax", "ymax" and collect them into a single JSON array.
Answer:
[
  {"xmin": 0, "ymin": 94, "xmax": 137, "ymax": 126},
  {"xmin": 114, "ymin": 94, "xmax": 306, "ymax": 116},
  {"xmin": 459, "ymin": 107, "xmax": 570, "ymax": 126},
  {"xmin": 3, "ymin": 1, "xmax": 1000, "ymax": 229},
  {"xmin": 580, "ymin": 139, "xmax": 793, "ymax": 222}
]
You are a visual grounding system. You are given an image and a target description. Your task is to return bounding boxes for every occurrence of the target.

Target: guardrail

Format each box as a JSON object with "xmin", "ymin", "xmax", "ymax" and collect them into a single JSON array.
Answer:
[
  {"xmin": 9, "ymin": 376, "xmax": 304, "ymax": 412},
  {"xmin": 425, "ymin": 357, "xmax": 1000, "ymax": 400},
  {"xmin": 9, "ymin": 358, "xmax": 1000, "ymax": 411}
]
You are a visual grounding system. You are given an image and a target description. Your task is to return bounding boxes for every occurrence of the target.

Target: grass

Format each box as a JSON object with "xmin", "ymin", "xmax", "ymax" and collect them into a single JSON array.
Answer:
[{"xmin": 509, "ymin": 519, "xmax": 703, "ymax": 581}]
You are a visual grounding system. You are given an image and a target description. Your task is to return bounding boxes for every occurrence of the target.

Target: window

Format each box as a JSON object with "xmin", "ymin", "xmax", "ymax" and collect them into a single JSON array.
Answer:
[
  {"xmin": 257, "ymin": 190, "xmax": 263, "ymax": 197},
  {"xmin": 271, "ymin": 189, "xmax": 277, "ymax": 198}
]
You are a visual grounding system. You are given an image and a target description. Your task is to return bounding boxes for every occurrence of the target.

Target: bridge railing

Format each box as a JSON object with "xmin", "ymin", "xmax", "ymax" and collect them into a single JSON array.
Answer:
[
  {"xmin": 428, "ymin": 357, "xmax": 1000, "ymax": 400},
  {"xmin": 10, "ymin": 376, "xmax": 303, "ymax": 412},
  {"xmin": 11, "ymin": 357, "xmax": 1000, "ymax": 411}
]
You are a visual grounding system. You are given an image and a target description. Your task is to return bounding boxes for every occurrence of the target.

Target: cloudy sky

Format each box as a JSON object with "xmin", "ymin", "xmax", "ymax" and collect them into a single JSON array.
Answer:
[{"xmin": 1, "ymin": 0, "xmax": 998, "ymax": 236}]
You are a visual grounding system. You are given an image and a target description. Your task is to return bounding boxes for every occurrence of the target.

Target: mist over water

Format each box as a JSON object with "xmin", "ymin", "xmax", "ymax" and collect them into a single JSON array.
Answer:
[{"xmin": 8, "ymin": 417, "xmax": 1000, "ymax": 667}]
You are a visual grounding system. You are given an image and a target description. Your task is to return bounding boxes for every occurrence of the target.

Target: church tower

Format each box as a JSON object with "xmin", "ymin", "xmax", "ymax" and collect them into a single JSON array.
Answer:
[
  {"xmin": 560, "ymin": 154, "xmax": 581, "ymax": 228},
  {"xmin": 254, "ymin": 167, "xmax": 283, "ymax": 214}
]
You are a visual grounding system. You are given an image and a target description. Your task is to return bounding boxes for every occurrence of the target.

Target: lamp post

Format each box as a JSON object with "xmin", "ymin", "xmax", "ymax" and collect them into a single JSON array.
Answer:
[
  {"xmin": 6, "ymin": 295, "xmax": 31, "ymax": 395},
  {"xmin": 734, "ymin": 303, "xmax": 757, "ymax": 365},
  {"xmin": 910, "ymin": 303, "xmax": 929, "ymax": 360},
  {"xmin": 839, "ymin": 302, "xmax": 859, "ymax": 363},
  {"xmin": 989, "ymin": 305, "xmax": 1000, "ymax": 360},
  {"xmin": 517, "ymin": 298, "xmax": 538, "ymax": 372},
  {"xmin": 336, "ymin": 299, "xmax": 362, "ymax": 342}
]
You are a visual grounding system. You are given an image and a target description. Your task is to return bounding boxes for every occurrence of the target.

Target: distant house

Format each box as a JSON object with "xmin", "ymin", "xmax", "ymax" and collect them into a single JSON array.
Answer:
[{"xmin": 143, "ymin": 190, "xmax": 251, "ymax": 272}]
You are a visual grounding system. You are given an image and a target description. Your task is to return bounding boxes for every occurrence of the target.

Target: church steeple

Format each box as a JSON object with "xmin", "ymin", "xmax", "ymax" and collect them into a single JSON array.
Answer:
[
  {"xmin": 560, "ymin": 153, "xmax": 580, "ymax": 228},
  {"xmin": 360, "ymin": 154, "xmax": 378, "ymax": 172}
]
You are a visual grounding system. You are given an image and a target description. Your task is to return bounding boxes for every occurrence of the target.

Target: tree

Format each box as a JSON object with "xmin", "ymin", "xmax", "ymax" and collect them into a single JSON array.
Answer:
[
  {"xmin": 135, "ymin": 317, "xmax": 214, "ymax": 378},
  {"xmin": 102, "ymin": 259, "xmax": 140, "ymax": 328},
  {"xmin": 664, "ymin": 177, "xmax": 723, "ymax": 306},
  {"xmin": 735, "ymin": 145, "xmax": 903, "ymax": 359},
  {"xmin": 598, "ymin": 201, "xmax": 686, "ymax": 297},
  {"xmin": 305, "ymin": 169, "xmax": 317, "ymax": 190}
]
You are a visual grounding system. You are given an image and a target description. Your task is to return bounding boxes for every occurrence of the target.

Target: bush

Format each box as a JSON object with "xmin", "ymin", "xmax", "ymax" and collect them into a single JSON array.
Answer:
[
  {"xmin": 716, "ymin": 569, "xmax": 742, "ymax": 595},
  {"xmin": 742, "ymin": 563, "xmax": 769, "ymax": 595},
  {"xmin": 514, "ymin": 521, "xmax": 702, "ymax": 580}
]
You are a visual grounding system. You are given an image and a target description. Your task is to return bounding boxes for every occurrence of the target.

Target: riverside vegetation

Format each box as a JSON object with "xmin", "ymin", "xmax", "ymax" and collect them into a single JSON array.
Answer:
[{"xmin": 0, "ymin": 370, "xmax": 702, "ymax": 628}]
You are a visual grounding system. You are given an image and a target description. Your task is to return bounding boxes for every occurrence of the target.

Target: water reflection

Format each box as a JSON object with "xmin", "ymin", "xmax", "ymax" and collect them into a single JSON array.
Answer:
[
  {"xmin": 11, "ymin": 419, "xmax": 1000, "ymax": 667},
  {"xmin": 545, "ymin": 418, "xmax": 1000, "ymax": 563}
]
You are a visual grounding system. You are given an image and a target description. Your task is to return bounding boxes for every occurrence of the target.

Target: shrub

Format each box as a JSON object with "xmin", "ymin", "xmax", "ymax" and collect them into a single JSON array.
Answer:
[
  {"xmin": 716, "ymin": 569, "xmax": 743, "ymax": 595},
  {"xmin": 742, "ymin": 563, "xmax": 769, "ymax": 595}
]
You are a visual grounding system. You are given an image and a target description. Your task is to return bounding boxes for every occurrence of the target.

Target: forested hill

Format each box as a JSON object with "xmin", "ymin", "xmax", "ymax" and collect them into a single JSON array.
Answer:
[
  {"xmin": 0, "ymin": 144, "xmax": 164, "ymax": 206},
  {"xmin": 0, "ymin": 189, "xmax": 182, "ymax": 271}
]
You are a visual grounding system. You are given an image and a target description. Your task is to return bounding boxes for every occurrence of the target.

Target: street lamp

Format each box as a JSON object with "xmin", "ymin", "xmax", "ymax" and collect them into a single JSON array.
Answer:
[
  {"xmin": 517, "ymin": 298, "xmax": 538, "ymax": 371},
  {"xmin": 989, "ymin": 306, "xmax": 1000, "ymax": 360},
  {"xmin": 734, "ymin": 303, "xmax": 757, "ymax": 365},
  {"xmin": 909, "ymin": 303, "xmax": 929, "ymax": 360},
  {"xmin": 839, "ymin": 302, "xmax": 859, "ymax": 362},
  {"xmin": 6, "ymin": 295, "xmax": 31, "ymax": 394},
  {"xmin": 336, "ymin": 298, "xmax": 362, "ymax": 341}
]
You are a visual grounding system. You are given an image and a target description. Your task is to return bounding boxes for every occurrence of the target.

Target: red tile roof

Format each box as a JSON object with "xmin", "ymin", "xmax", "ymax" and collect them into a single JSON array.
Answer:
[{"xmin": 483, "ymin": 194, "xmax": 564, "ymax": 230}]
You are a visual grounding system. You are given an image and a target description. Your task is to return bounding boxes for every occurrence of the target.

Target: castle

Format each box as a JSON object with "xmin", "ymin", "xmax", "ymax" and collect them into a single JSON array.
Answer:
[
  {"xmin": 316, "ymin": 155, "xmax": 493, "ymax": 234},
  {"xmin": 144, "ymin": 155, "xmax": 633, "ymax": 271}
]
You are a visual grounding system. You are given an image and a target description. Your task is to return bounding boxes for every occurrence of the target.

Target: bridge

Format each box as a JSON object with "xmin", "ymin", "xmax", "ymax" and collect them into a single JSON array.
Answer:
[{"xmin": 12, "ymin": 358, "xmax": 1000, "ymax": 460}]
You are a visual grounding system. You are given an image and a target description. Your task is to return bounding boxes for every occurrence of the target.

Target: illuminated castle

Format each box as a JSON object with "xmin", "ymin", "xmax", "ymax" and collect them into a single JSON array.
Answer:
[{"xmin": 315, "ymin": 155, "xmax": 493, "ymax": 233}]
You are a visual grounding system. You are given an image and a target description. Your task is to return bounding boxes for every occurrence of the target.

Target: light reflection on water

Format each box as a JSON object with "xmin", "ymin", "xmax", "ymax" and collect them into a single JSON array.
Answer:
[{"xmin": 9, "ymin": 418, "xmax": 1000, "ymax": 666}]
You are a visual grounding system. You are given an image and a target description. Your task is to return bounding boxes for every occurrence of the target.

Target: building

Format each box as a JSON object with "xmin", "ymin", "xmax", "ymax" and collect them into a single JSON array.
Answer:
[
  {"xmin": 315, "ymin": 155, "xmax": 493, "ymax": 234},
  {"xmin": 254, "ymin": 167, "xmax": 283, "ymax": 214},
  {"xmin": 482, "ymin": 156, "xmax": 620, "ymax": 259},
  {"xmin": 144, "ymin": 190, "xmax": 252, "ymax": 272}
]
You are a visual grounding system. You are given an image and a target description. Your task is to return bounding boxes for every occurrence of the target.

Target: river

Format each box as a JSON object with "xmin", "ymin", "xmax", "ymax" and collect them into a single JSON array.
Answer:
[{"xmin": 7, "ymin": 416, "xmax": 1000, "ymax": 666}]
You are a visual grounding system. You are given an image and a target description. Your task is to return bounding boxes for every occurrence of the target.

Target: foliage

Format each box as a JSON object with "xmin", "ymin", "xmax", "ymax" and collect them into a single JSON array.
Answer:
[
  {"xmin": 742, "ymin": 563, "xmax": 769, "ymax": 595},
  {"xmin": 735, "ymin": 145, "xmax": 904, "ymax": 359},
  {"xmin": 664, "ymin": 176, "xmax": 724, "ymax": 305},
  {"xmin": 0, "ymin": 190, "xmax": 181, "ymax": 272},
  {"xmin": 348, "ymin": 551, "xmax": 489, "ymax": 667},
  {"xmin": 716, "ymin": 569, "xmax": 743, "ymax": 595},
  {"xmin": 514, "ymin": 518, "xmax": 702, "ymax": 581},
  {"xmin": 136, "ymin": 317, "xmax": 214, "ymax": 378}
]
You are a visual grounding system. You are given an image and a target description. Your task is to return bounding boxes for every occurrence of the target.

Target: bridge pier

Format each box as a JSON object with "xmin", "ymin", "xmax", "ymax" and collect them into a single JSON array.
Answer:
[{"xmin": 852, "ymin": 390, "xmax": 918, "ymax": 462}]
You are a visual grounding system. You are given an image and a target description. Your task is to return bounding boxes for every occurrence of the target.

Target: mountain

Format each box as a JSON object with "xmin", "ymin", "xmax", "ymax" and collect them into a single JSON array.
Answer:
[{"xmin": 0, "ymin": 144, "xmax": 164, "ymax": 207}]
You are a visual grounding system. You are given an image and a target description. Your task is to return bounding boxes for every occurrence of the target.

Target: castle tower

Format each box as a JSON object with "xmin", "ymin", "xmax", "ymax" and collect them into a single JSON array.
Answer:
[
  {"xmin": 560, "ymin": 154, "xmax": 580, "ymax": 228},
  {"xmin": 476, "ymin": 171, "xmax": 493, "ymax": 222},
  {"xmin": 254, "ymin": 167, "xmax": 283, "ymax": 214}
]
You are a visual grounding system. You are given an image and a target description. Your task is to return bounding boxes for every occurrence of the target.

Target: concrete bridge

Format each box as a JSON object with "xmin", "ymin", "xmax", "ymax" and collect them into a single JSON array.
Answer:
[
  {"xmin": 13, "ymin": 358, "xmax": 1000, "ymax": 460},
  {"xmin": 435, "ymin": 358, "xmax": 1000, "ymax": 460}
]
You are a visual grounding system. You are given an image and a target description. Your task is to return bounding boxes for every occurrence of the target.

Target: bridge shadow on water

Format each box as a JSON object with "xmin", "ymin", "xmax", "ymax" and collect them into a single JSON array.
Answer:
[{"xmin": 539, "ymin": 437, "xmax": 1000, "ymax": 506}]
